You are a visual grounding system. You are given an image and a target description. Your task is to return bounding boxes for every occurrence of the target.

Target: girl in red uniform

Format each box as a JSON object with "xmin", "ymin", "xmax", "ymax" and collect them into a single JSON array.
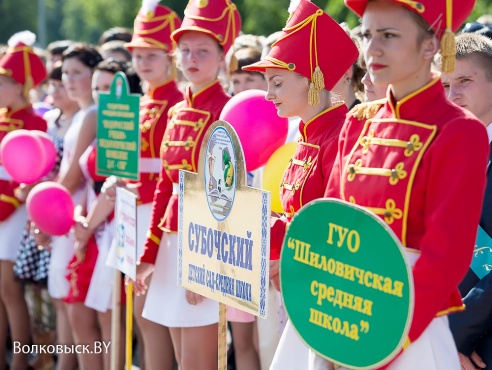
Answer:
[
  {"xmin": 324, "ymin": 0, "xmax": 488, "ymax": 368},
  {"xmin": 243, "ymin": 1, "xmax": 359, "ymax": 368},
  {"xmin": 123, "ymin": 4, "xmax": 183, "ymax": 369},
  {"xmin": 0, "ymin": 30, "xmax": 47, "ymax": 370},
  {"xmin": 133, "ymin": 1, "xmax": 241, "ymax": 369}
]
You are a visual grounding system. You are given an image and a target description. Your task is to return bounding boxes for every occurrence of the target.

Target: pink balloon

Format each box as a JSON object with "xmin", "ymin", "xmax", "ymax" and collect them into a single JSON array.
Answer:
[
  {"xmin": 220, "ymin": 89, "xmax": 288, "ymax": 172},
  {"xmin": 26, "ymin": 182, "xmax": 74, "ymax": 236},
  {"xmin": 0, "ymin": 130, "xmax": 46, "ymax": 184},
  {"xmin": 32, "ymin": 131, "xmax": 57, "ymax": 178}
]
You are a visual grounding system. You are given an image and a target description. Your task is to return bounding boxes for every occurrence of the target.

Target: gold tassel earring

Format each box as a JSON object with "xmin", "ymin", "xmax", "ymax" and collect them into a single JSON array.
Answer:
[
  {"xmin": 312, "ymin": 66, "xmax": 324, "ymax": 91},
  {"xmin": 308, "ymin": 82, "xmax": 320, "ymax": 106}
]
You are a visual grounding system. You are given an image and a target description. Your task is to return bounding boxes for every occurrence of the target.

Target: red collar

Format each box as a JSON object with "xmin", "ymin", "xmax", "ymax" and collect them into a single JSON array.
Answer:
[
  {"xmin": 299, "ymin": 102, "xmax": 347, "ymax": 142},
  {"xmin": 386, "ymin": 76, "xmax": 442, "ymax": 120},
  {"xmin": 185, "ymin": 80, "xmax": 224, "ymax": 108}
]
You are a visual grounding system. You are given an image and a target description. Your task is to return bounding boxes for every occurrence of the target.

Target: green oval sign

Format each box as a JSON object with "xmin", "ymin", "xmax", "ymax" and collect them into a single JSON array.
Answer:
[{"xmin": 280, "ymin": 199, "xmax": 413, "ymax": 369}]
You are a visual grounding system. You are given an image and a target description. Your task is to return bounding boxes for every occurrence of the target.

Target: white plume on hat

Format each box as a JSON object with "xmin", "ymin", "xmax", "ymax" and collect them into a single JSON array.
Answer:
[
  {"xmin": 8, "ymin": 30, "xmax": 36, "ymax": 47},
  {"xmin": 288, "ymin": 0, "xmax": 302, "ymax": 14},
  {"xmin": 141, "ymin": 0, "xmax": 160, "ymax": 14}
]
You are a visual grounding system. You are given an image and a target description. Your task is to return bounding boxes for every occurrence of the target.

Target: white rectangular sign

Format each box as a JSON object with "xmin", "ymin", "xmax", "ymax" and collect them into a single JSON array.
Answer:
[{"xmin": 109, "ymin": 187, "xmax": 138, "ymax": 280}]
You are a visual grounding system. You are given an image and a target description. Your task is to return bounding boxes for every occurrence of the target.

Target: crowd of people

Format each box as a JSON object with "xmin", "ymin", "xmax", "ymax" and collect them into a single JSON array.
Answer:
[{"xmin": 0, "ymin": 0, "xmax": 492, "ymax": 369}]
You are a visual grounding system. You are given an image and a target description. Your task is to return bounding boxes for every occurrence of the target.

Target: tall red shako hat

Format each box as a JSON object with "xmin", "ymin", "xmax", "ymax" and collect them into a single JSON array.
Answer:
[
  {"xmin": 345, "ymin": 0, "xmax": 476, "ymax": 72},
  {"xmin": 243, "ymin": 0, "xmax": 359, "ymax": 106},
  {"xmin": 171, "ymin": 0, "xmax": 242, "ymax": 55},
  {"xmin": 0, "ymin": 31, "xmax": 47, "ymax": 97},
  {"xmin": 125, "ymin": 0, "xmax": 182, "ymax": 52}
]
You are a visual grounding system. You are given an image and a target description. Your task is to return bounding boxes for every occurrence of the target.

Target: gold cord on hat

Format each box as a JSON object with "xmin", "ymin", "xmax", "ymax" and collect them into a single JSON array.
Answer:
[
  {"xmin": 185, "ymin": 0, "xmax": 237, "ymax": 49},
  {"xmin": 132, "ymin": 9, "xmax": 180, "ymax": 52},
  {"xmin": 138, "ymin": 11, "xmax": 179, "ymax": 36},
  {"xmin": 276, "ymin": 9, "xmax": 324, "ymax": 105},
  {"xmin": 441, "ymin": 0, "xmax": 456, "ymax": 73},
  {"xmin": 20, "ymin": 46, "xmax": 33, "ymax": 98},
  {"xmin": 395, "ymin": 0, "xmax": 425, "ymax": 13},
  {"xmin": 263, "ymin": 58, "xmax": 296, "ymax": 71}
]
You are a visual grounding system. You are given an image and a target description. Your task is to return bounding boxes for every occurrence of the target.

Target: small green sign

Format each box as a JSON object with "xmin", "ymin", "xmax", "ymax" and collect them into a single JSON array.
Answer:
[
  {"xmin": 281, "ymin": 199, "xmax": 413, "ymax": 369},
  {"xmin": 96, "ymin": 72, "xmax": 140, "ymax": 180}
]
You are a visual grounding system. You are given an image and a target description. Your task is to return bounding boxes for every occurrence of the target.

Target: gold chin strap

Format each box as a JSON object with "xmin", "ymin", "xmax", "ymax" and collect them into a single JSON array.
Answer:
[
  {"xmin": 170, "ymin": 54, "xmax": 178, "ymax": 81},
  {"xmin": 22, "ymin": 47, "xmax": 33, "ymax": 98}
]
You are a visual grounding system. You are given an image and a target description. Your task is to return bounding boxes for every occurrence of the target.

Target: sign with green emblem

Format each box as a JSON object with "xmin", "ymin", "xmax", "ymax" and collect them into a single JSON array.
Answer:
[
  {"xmin": 178, "ymin": 120, "xmax": 271, "ymax": 318},
  {"xmin": 96, "ymin": 72, "xmax": 140, "ymax": 180},
  {"xmin": 281, "ymin": 199, "xmax": 413, "ymax": 369}
]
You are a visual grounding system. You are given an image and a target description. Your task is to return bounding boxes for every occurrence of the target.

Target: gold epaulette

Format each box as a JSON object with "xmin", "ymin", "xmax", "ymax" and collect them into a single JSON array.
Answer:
[
  {"xmin": 348, "ymin": 99, "xmax": 386, "ymax": 121},
  {"xmin": 168, "ymin": 101, "xmax": 185, "ymax": 119}
]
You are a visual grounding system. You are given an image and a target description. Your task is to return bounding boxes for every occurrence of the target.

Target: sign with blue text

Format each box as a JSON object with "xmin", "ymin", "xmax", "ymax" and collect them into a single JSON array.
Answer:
[{"xmin": 178, "ymin": 120, "xmax": 270, "ymax": 318}]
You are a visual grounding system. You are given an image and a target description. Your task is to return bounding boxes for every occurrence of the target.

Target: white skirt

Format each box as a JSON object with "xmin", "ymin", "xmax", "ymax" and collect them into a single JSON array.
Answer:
[
  {"xmin": 142, "ymin": 233, "xmax": 219, "ymax": 327},
  {"xmin": 304, "ymin": 316, "xmax": 459, "ymax": 370},
  {"xmin": 270, "ymin": 320, "xmax": 309, "ymax": 370},
  {"xmin": 386, "ymin": 316, "xmax": 459, "ymax": 370},
  {"xmin": 47, "ymin": 188, "xmax": 83, "ymax": 299},
  {"xmin": 48, "ymin": 232, "xmax": 75, "ymax": 299},
  {"xmin": 0, "ymin": 205, "xmax": 27, "ymax": 262},
  {"xmin": 85, "ymin": 220, "xmax": 114, "ymax": 312}
]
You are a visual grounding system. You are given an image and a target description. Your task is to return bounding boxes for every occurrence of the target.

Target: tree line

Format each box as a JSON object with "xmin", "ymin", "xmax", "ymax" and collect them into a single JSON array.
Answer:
[{"xmin": 0, "ymin": 0, "xmax": 490, "ymax": 47}]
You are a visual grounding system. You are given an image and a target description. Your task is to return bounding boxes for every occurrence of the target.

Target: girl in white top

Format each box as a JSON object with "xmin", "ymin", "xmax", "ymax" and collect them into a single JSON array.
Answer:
[
  {"xmin": 70, "ymin": 59, "xmax": 142, "ymax": 370},
  {"xmin": 35, "ymin": 43, "xmax": 102, "ymax": 370}
]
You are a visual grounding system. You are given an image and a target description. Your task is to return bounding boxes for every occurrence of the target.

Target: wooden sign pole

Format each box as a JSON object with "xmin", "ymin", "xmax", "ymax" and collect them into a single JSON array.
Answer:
[
  {"xmin": 126, "ymin": 282, "xmax": 134, "ymax": 370},
  {"xmin": 110, "ymin": 271, "xmax": 121, "ymax": 370},
  {"xmin": 218, "ymin": 303, "xmax": 228, "ymax": 370}
]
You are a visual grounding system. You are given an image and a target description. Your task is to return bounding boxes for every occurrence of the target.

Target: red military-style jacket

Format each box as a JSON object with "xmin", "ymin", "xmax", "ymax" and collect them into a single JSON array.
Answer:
[
  {"xmin": 325, "ymin": 77, "xmax": 489, "ymax": 352},
  {"xmin": 0, "ymin": 105, "xmax": 47, "ymax": 221},
  {"xmin": 270, "ymin": 103, "xmax": 347, "ymax": 260},
  {"xmin": 127, "ymin": 80, "xmax": 183, "ymax": 204},
  {"xmin": 140, "ymin": 80, "xmax": 230, "ymax": 264}
]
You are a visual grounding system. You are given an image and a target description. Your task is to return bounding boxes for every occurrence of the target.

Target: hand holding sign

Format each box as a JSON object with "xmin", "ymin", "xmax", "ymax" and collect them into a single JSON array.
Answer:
[{"xmin": 280, "ymin": 199, "xmax": 413, "ymax": 369}]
